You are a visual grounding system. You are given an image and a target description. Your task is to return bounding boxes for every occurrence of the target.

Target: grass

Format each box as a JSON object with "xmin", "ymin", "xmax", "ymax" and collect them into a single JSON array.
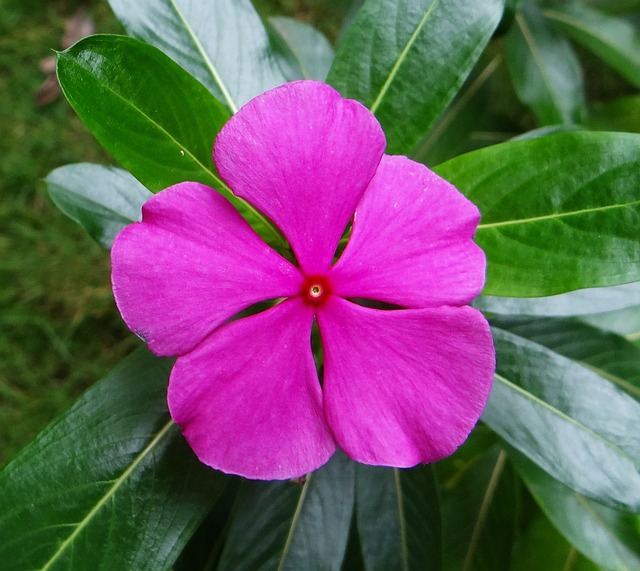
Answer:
[{"xmin": 0, "ymin": 0, "xmax": 349, "ymax": 468}]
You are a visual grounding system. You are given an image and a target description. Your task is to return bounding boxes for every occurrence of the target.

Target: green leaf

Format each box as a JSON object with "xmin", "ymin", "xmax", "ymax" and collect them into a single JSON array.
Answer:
[
  {"xmin": 438, "ymin": 438, "xmax": 519, "ymax": 571},
  {"xmin": 269, "ymin": 16, "xmax": 334, "ymax": 81},
  {"xmin": 485, "ymin": 327, "xmax": 640, "ymax": 512},
  {"xmin": 511, "ymin": 450, "xmax": 640, "ymax": 569},
  {"xmin": 543, "ymin": 2, "xmax": 640, "ymax": 89},
  {"xmin": 581, "ymin": 305, "xmax": 640, "ymax": 340},
  {"xmin": 107, "ymin": 0, "xmax": 300, "ymax": 112},
  {"xmin": 503, "ymin": 1, "xmax": 585, "ymax": 125},
  {"xmin": 511, "ymin": 511, "xmax": 603, "ymax": 571},
  {"xmin": 436, "ymin": 132, "xmax": 640, "ymax": 297},
  {"xmin": 587, "ymin": 94, "xmax": 640, "ymax": 133},
  {"xmin": 474, "ymin": 281, "xmax": 640, "ymax": 317},
  {"xmin": 56, "ymin": 35, "xmax": 284, "ymax": 249},
  {"xmin": 327, "ymin": 0, "xmax": 504, "ymax": 154},
  {"xmin": 491, "ymin": 316, "xmax": 640, "ymax": 401},
  {"xmin": 0, "ymin": 349, "xmax": 228, "ymax": 571},
  {"xmin": 217, "ymin": 452, "xmax": 354, "ymax": 571},
  {"xmin": 355, "ymin": 465, "xmax": 440, "ymax": 571},
  {"xmin": 46, "ymin": 163, "xmax": 151, "ymax": 249}
]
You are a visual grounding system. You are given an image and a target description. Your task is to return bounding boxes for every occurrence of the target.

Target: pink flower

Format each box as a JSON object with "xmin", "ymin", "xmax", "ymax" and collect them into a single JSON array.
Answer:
[{"xmin": 111, "ymin": 80, "xmax": 495, "ymax": 480}]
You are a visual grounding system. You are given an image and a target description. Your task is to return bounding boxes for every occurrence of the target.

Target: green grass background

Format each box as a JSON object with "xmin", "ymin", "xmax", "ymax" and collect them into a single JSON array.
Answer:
[{"xmin": 0, "ymin": 0, "xmax": 347, "ymax": 468}]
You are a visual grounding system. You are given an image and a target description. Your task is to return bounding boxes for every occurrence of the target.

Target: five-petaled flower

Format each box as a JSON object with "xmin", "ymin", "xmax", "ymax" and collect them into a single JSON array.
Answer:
[{"xmin": 111, "ymin": 80, "xmax": 495, "ymax": 480}]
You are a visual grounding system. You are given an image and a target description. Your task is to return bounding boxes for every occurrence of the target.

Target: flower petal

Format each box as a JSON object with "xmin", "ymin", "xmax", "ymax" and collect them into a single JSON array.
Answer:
[
  {"xmin": 317, "ymin": 296, "xmax": 495, "ymax": 466},
  {"xmin": 329, "ymin": 155, "xmax": 486, "ymax": 308},
  {"xmin": 214, "ymin": 80, "xmax": 386, "ymax": 275},
  {"xmin": 168, "ymin": 298, "xmax": 335, "ymax": 480},
  {"xmin": 111, "ymin": 182, "xmax": 302, "ymax": 356}
]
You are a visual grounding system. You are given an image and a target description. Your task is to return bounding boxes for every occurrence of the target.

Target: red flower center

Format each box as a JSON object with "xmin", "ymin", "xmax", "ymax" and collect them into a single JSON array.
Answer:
[{"xmin": 302, "ymin": 275, "xmax": 331, "ymax": 306}]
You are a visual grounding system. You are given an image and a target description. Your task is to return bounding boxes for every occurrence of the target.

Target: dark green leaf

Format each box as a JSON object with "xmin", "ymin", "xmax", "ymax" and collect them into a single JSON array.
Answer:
[
  {"xmin": 511, "ymin": 450, "xmax": 640, "ymax": 569},
  {"xmin": 270, "ymin": 16, "xmax": 334, "ymax": 81},
  {"xmin": 355, "ymin": 465, "xmax": 440, "ymax": 571},
  {"xmin": 474, "ymin": 282, "xmax": 640, "ymax": 317},
  {"xmin": 46, "ymin": 163, "xmax": 151, "ymax": 249},
  {"xmin": 503, "ymin": 1, "xmax": 585, "ymax": 125},
  {"xmin": 56, "ymin": 35, "xmax": 283, "ymax": 249},
  {"xmin": 543, "ymin": 2, "xmax": 640, "ymax": 89},
  {"xmin": 0, "ymin": 349, "xmax": 228, "ymax": 571},
  {"xmin": 436, "ymin": 132, "xmax": 640, "ymax": 297},
  {"xmin": 581, "ymin": 306, "xmax": 640, "ymax": 339},
  {"xmin": 511, "ymin": 512, "xmax": 603, "ymax": 571},
  {"xmin": 107, "ymin": 0, "xmax": 300, "ymax": 112},
  {"xmin": 485, "ymin": 327, "xmax": 640, "ymax": 511},
  {"xmin": 587, "ymin": 94, "xmax": 640, "ymax": 133},
  {"xmin": 438, "ymin": 438, "xmax": 519, "ymax": 571},
  {"xmin": 491, "ymin": 316, "xmax": 640, "ymax": 401},
  {"xmin": 328, "ymin": 0, "xmax": 504, "ymax": 154},
  {"xmin": 217, "ymin": 452, "xmax": 354, "ymax": 571}
]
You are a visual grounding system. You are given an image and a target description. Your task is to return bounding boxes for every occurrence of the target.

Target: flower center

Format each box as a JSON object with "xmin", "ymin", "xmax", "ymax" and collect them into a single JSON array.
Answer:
[{"xmin": 302, "ymin": 275, "xmax": 331, "ymax": 306}]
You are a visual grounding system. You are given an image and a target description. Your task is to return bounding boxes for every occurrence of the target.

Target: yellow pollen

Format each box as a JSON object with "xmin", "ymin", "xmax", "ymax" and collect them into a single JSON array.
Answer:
[{"xmin": 309, "ymin": 284, "xmax": 323, "ymax": 298}]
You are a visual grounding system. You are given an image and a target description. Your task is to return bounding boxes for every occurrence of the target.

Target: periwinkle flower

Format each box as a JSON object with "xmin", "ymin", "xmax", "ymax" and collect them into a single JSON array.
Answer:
[{"xmin": 111, "ymin": 80, "xmax": 495, "ymax": 480}]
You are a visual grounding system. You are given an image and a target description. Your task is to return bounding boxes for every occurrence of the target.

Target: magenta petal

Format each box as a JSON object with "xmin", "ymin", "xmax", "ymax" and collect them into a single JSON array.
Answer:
[
  {"xmin": 168, "ymin": 298, "xmax": 335, "ymax": 480},
  {"xmin": 214, "ymin": 80, "xmax": 386, "ymax": 275},
  {"xmin": 317, "ymin": 297, "xmax": 495, "ymax": 466},
  {"xmin": 111, "ymin": 182, "xmax": 302, "ymax": 356},
  {"xmin": 330, "ymin": 155, "xmax": 486, "ymax": 308}
]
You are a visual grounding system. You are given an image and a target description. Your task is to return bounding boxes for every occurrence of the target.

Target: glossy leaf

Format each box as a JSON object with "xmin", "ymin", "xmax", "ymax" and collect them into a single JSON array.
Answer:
[
  {"xmin": 436, "ymin": 132, "xmax": 640, "ymax": 297},
  {"xmin": 503, "ymin": 1, "xmax": 585, "ymax": 125},
  {"xmin": 484, "ymin": 327, "xmax": 640, "ymax": 512},
  {"xmin": 512, "ymin": 450, "xmax": 640, "ymax": 569},
  {"xmin": 581, "ymin": 305, "xmax": 640, "ymax": 339},
  {"xmin": 46, "ymin": 163, "xmax": 151, "ymax": 249},
  {"xmin": 511, "ymin": 512, "xmax": 603, "ymax": 571},
  {"xmin": 474, "ymin": 281, "xmax": 640, "ymax": 317},
  {"xmin": 543, "ymin": 2, "xmax": 640, "ymax": 89},
  {"xmin": 0, "ymin": 349, "xmax": 228, "ymax": 571},
  {"xmin": 355, "ymin": 465, "xmax": 440, "ymax": 571},
  {"xmin": 56, "ymin": 35, "xmax": 283, "ymax": 248},
  {"xmin": 270, "ymin": 17, "xmax": 334, "ymax": 81},
  {"xmin": 438, "ymin": 436, "xmax": 519, "ymax": 571},
  {"xmin": 107, "ymin": 0, "xmax": 300, "ymax": 112},
  {"xmin": 217, "ymin": 452, "xmax": 354, "ymax": 571},
  {"xmin": 328, "ymin": 0, "xmax": 504, "ymax": 154},
  {"xmin": 491, "ymin": 316, "xmax": 640, "ymax": 401}
]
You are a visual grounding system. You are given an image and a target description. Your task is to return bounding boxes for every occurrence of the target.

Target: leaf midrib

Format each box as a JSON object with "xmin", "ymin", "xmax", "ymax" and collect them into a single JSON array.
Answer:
[
  {"xmin": 478, "ymin": 199, "xmax": 640, "ymax": 230},
  {"xmin": 40, "ymin": 420, "xmax": 175, "ymax": 570},
  {"xmin": 369, "ymin": 0, "xmax": 440, "ymax": 114},
  {"xmin": 494, "ymin": 372, "xmax": 638, "ymax": 468},
  {"xmin": 514, "ymin": 12, "xmax": 566, "ymax": 122},
  {"xmin": 168, "ymin": 0, "xmax": 238, "ymax": 112}
]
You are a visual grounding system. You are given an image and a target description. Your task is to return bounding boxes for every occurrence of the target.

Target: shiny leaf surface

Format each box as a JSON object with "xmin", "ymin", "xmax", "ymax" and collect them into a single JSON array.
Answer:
[
  {"xmin": 512, "ymin": 450, "xmax": 640, "ymax": 569},
  {"xmin": 328, "ymin": 0, "xmax": 504, "ymax": 154},
  {"xmin": 217, "ymin": 452, "xmax": 354, "ymax": 571},
  {"xmin": 544, "ymin": 2, "xmax": 640, "ymax": 89},
  {"xmin": 485, "ymin": 327, "xmax": 640, "ymax": 511},
  {"xmin": 107, "ymin": 0, "xmax": 300, "ymax": 111},
  {"xmin": 0, "ymin": 349, "xmax": 228, "ymax": 571},
  {"xmin": 270, "ymin": 17, "xmax": 334, "ymax": 81},
  {"xmin": 436, "ymin": 132, "xmax": 640, "ymax": 297},
  {"xmin": 356, "ymin": 465, "xmax": 441, "ymax": 571},
  {"xmin": 47, "ymin": 163, "xmax": 151, "ymax": 249},
  {"xmin": 56, "ymin": 35, "xmax": 283, "ymax": 248},
  {"xmin": 503, "ymin": 1, "xmax": 585, "ymax": 125},
  {"xmin": 491, "ymin": 316, "xmax": 640, "ymax": 401}
]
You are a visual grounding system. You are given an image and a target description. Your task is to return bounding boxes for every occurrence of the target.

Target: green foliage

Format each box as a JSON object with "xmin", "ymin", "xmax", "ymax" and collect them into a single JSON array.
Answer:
[
  {"xmin": 0, "ymin": 349, "xmax": 229, "ymax": 570},
  {"xmin": 4, "ymin": 0, "xmax": 640, "ymax": 568}
]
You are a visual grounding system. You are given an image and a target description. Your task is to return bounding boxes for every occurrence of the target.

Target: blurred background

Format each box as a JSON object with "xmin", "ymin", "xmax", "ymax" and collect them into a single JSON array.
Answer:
[{"xmin": 1, "ymin": 0, "xmax": 638, "ymax": 468}]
